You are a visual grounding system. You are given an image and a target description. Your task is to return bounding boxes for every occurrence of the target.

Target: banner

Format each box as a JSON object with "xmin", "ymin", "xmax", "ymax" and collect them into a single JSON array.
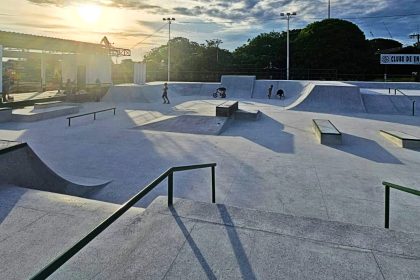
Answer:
[{"xmin": 380, "ymin": 54, "xmax": 420, "ymax": 65}]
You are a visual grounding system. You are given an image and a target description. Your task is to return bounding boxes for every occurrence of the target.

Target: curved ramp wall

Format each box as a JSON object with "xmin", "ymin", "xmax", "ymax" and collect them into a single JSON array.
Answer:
[
  {"xmin": 0, "ymin": 143, "xmax": 110, "ymax": 196},
  {"xmin": 287, "ymin": 82, "xmax": 366, "ymax": 113},
  {"xmin": 220, "ymin": 75, "xmax": 256, "ymax": 99}
]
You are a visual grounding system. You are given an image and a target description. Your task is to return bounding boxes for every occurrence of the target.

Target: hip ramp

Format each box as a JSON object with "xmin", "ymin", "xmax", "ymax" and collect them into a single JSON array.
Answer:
[
  {"xmin": 287, "ymin": 82, "xmax": 366, "ymax": 113},
  {"xmin": 221, "ymin": 75, "xmax": 256, "ymax": 99}
]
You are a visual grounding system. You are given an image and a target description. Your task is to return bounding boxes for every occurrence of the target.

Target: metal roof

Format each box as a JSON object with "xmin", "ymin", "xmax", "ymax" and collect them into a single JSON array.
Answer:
[{"xmin": 0, "ymin": 30, "xmax": 108, "ymax": 54}]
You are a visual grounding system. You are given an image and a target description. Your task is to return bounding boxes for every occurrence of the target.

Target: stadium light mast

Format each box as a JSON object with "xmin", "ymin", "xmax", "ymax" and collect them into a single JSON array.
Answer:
[
  {"xmin": 163, "ymin": 17, "xmax": 175, "ymax": 81},
  {"xmin": 280, "ymin": 12, "xmax": 297, "ymax": 80},
  {"xmin": 328, "ymin": 0, "xmax": 331, "ymax": 19}
]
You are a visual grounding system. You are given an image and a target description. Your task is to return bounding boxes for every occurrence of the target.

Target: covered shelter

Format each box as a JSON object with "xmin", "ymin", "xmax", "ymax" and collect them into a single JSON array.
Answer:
[{"xmin": 0, "ymin": 30, "xmax": 130, "ymax": 94}]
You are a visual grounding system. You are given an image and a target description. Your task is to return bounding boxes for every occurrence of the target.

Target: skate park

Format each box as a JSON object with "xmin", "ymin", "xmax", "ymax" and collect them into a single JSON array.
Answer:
[{"xmin": 1, "ymin": 73, "xmax": 420, "ymax": 279}]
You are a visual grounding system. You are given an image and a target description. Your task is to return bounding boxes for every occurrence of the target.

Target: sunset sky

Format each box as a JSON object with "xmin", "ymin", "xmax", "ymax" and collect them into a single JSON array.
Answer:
[{"xmin": 0, "ymin": 0, "xmax": 419, "ymax": 61}]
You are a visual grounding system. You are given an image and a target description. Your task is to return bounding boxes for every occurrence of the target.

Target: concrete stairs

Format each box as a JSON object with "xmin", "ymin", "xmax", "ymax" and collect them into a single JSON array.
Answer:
[
  {"xmin": 28, "ymin": 196, "xmax": 420, "ymax": 280},
  {"xmin": 0, "ymin": 185, "xmax": 145, "ymax": 280}
]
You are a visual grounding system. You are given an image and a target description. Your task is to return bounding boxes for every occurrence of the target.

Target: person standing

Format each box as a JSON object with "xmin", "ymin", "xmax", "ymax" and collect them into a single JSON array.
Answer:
[
  {"xmin": 2, "ymin": 72, "xmax": 10, "ymax": 102},
  {"xmin": 162, "ymin": 82, "xmax": 170, "ymax": 104},
  {"xmin": 267, "ymin": 84, "xmax": 273, "ymax": 99}
]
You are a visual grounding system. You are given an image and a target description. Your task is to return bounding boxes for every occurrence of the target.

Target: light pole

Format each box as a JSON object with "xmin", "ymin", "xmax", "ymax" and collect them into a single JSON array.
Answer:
[
  {"xmin": 280, "ymin": 12, "xmax": 296, "ymax": 80},
  {"xmin": 328, "ymin": 0, "xmax": 331, "ymax": 19},
  {"xmin": 163, "ymin": 17, "xmax": 175, "ymax": 81}
]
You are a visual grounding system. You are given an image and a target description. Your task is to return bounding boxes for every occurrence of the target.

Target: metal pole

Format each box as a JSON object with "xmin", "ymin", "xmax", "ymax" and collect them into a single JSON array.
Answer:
[
  {"xmin": 168, "ymin": 21, "xmax": 171, "ymax": 82},
  {"xmin": 211, "ymin": 166, "xmax": 216, "ymax": 203},
  {"xmin": 328, "ymin": 0, "xmax": 331, "ymax": 19},
  {"xmin": 286, "ymin": 15, "xmax": 290, "ymax": 80},
  {"xmin": 385, "ymin": 186, "xmax": 390, "ymax": 228},
  {"xmin": 413, "ymin": 100, "xmax": 416, "ymax": 116},
  {"xmin": 168, "ymin": 172, "xmax": 173, "ymax": 206}
]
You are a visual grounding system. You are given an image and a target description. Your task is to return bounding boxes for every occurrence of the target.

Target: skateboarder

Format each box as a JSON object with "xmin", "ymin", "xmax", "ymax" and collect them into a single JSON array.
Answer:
[
  {"xmin": 162, "ymin": 82, "xmax": 170, "ymax": 104},
  {"xmin": 267, "ymin": 85, "xmax": 273, "ymax": 99}
]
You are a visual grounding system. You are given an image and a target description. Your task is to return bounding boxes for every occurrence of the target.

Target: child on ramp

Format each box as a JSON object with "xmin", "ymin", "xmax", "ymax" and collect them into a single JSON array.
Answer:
[{"xmin": 162, "ymin": 82, "xmax": 170, "ymax": 104}]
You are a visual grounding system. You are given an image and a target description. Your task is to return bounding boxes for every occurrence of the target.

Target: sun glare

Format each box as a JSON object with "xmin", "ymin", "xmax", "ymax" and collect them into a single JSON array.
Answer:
[{"xmin": 77, "ymin": 4, "xmax": 101, "ymax": 24}]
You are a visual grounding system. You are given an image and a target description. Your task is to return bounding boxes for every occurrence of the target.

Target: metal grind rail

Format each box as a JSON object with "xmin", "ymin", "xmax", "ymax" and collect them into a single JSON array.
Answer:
[
  {"xmin": 67, "ymin": 107, "xmax": 116, "ymax": 126},
  {"xmin": 383, "ymin": 181, "xmax": 420, "ymax": 229},
  {"xmin": 30, "ymin": 163, "xmax": 216, "ymax": 280}
]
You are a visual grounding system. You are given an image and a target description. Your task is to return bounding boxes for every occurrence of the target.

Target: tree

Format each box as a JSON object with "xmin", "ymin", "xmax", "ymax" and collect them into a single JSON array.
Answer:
[
  {"xmin": 233, "ymin": 30, "xmax": 300, "ymax": 70},
  {"xmin": 293, "ymin": 19, "xmax": 371, "ymax": 76}
]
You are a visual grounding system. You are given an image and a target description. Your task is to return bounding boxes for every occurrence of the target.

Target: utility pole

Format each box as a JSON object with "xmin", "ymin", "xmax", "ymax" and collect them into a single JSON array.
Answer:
[
  {"xmin": 409, "ymin": 33, "xmax": 420, "ymax": 48},
  {"xmin": 328, "ymin": 0, "xmax": 331, "ymax": 19},
  {"xmin": 280, "ymin": 12, "xmax": 297, "ymax": 80},
  {"xmin": 163, "ymin": 17, "xmax": 175, "ymax": 81}
]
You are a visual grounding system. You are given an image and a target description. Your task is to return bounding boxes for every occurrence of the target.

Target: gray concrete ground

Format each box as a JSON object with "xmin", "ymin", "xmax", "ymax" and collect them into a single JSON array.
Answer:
[
  {"xmin": 0, "ymin": 91, "xmax": 419, "ymax": 233},
  {"xmin": 1, "ymin": 80, "xmax": 420, "ymax": 279}
]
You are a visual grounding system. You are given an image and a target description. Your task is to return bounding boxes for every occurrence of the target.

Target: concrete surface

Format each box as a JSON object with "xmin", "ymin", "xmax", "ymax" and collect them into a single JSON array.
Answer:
[
  {"xmin": 0, "ymin": 185, "xmax": 144, "ymax": 280},
  {"xmin": 1, "ymin": 88, "xmax": 420, "ymax": 233},
  {"xmin": 0, "ymin": 107, "xmax": 12, "ymax": 122},
  {"xmin": 45, "ymin": 196, "xmax": 420, "ymax": 280}
]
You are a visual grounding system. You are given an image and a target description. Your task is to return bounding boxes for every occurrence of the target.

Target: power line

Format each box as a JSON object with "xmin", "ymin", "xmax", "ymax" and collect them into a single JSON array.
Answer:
[{"xmin": 130, "ymin": 23, "xmax": 168, "ymax": 49}]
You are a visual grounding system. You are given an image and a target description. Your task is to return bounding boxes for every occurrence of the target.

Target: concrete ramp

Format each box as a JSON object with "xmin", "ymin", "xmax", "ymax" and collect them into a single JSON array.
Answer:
[
  {"xmin": 221, "ymin": 75, "xmax": 255, "ymax": 99},
  {"xmin": 0, "ymin": 143, "xmax": 110, "ymax": 195},
  {"xmin": 288, "ymin": 82, "xmax": 366, "ymax": 113},
  {"xmin": 252, "ymin": 80, "xmax": 309, "ymax": 101},
  {"xmin": 362, "ymin": 94, "xmax": 420, "ymax": 115},
  {"xmin": 102, "ymin": 84, "xmax": 162, "ymax": 103}
]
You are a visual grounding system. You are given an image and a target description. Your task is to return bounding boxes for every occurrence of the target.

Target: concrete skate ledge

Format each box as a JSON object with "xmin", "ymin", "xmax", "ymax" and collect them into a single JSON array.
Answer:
[
  {"xmin": 34, "ymin": 101, "xmax": 64, "ymax": 109},
  {"xmin": 216, "ymin": 101, "xmax": 239, "ymax": 117},
  {"xmin": 380, "ymin": 130, "xmax": 420, "ymax": 149},
  {"xmin": 313, "ymin": 119, "xmax": 342, "ymax": 145},
  {"xmin": 233, "ymin": 109, "xmax": 261, "ymax": 120}
]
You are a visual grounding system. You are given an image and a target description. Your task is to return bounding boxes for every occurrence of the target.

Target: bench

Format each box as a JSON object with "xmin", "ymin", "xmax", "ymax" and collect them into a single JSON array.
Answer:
[
  {"xmin": 34, "ymin": 101, "xmax": 63, "ymax": 110},
  {"xmin": 380, "ymin": 130, "xmax": 420, "ymax": 149},
  {"xmin": 216, "ymin": 101, "xmax": 239, "ymax": 117},
  {"xmin": 313, "ymin": 119, "xmax": 342, "ymax": 145}
]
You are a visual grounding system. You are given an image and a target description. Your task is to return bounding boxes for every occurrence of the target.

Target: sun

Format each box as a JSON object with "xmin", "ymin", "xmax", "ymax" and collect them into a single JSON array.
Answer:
[{"xmin": 77, "ymin": 4, "xmax": 102, "ymax": 24}]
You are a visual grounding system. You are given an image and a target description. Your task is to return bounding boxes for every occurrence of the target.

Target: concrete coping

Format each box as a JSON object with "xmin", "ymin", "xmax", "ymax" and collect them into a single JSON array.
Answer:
[
  {"xmin": 217, "ymin": 101, "xmax": 239, "ymax": 108},
  {"xmin": 0, "ymin": 107, "xmax": 12, "ymax": 111},
  {"xmin": 313, "ymin": 119, "xmax": 341, "ymax": 135},
  {"xmin": 380, "ymin": 130, "xmax": 420, "ymax": 141},
  {"xmin": 34, "ymin": 101, "xmax": 64, "ymax": 110}
]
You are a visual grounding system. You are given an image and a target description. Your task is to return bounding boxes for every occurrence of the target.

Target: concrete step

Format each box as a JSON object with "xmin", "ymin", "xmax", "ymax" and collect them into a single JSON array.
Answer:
[
  {"xmin": 0, "ymin": 185, "xmax": 145, "ymax": 280},
  {"xmin": 42, "ymin": 196, "xmax": 420, "ymax": 280}
]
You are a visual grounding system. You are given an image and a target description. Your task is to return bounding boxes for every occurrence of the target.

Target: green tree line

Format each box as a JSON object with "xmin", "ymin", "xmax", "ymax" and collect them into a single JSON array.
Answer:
[{"xmin": 138, "ymin": 19, "xmax": 419, "ymax": 82}]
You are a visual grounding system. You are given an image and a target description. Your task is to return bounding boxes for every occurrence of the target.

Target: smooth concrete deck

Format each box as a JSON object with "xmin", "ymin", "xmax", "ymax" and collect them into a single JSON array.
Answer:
[
  {"xmin": 0, "ymin": 94, "xmax": 420, "ymax": 233},
  {"xmin": 47, "ymin": 197, "xmax": 420, "ymax": 280}
]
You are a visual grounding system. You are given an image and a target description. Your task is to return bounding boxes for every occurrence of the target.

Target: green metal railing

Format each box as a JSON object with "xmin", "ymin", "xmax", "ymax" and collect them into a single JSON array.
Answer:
[
  {"xmin": 388, "ymin": 88, "xmax": 416, "ymax": 116},
  {"xmin": 67, "ymin": 107, "xmax": 116, "ymax": 126},
  {"xmin": 383, "ymin": 181, "xmax": 420, "ymax": 229},
  {"xmin": 30, "ymin": 163, "xmax": 216, "ymax": 280}
]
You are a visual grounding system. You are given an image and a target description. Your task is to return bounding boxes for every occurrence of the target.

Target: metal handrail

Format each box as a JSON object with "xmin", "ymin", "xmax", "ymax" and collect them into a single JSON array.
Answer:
[
  {"xmin": 30, "ymin": 163, "xmax": 216, "ymax": 280},
  {"xmin": 383, "ymin": 181, "xmax": 420, "ymax": 229},
  {"xmin": 67, "ymin": 107, "xmax": 116, "ymax": 126},
  {"xmin": 389, "ymin": 89, "xmax": 416, "ymax": 116}
]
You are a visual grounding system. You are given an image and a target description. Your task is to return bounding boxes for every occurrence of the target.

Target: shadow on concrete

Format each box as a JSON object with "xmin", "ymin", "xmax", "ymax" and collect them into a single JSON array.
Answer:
[
  {"xmin": 330, "ymin": 133, "xmax": 403, "ymax": 164},
  {"xmin": 217, "ymin": 204, "xmax": 257, "ymax": 280},
  {"xmin": 135, "ymin": 115, "xmax": 227, "ymax": 135},
  {"xmin": 222, "ymin": 113, "xmax": 294, "ymax": 154},
  {"xmin": 170, "ymin": 207, "xmax": 217, "ymax": 280}
]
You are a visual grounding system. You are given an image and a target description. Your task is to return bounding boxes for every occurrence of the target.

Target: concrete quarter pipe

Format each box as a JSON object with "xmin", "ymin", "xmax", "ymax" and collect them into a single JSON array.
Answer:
[{"xmin": 0, "ymin": 142, "xmax": 110, "ymax": 196}]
